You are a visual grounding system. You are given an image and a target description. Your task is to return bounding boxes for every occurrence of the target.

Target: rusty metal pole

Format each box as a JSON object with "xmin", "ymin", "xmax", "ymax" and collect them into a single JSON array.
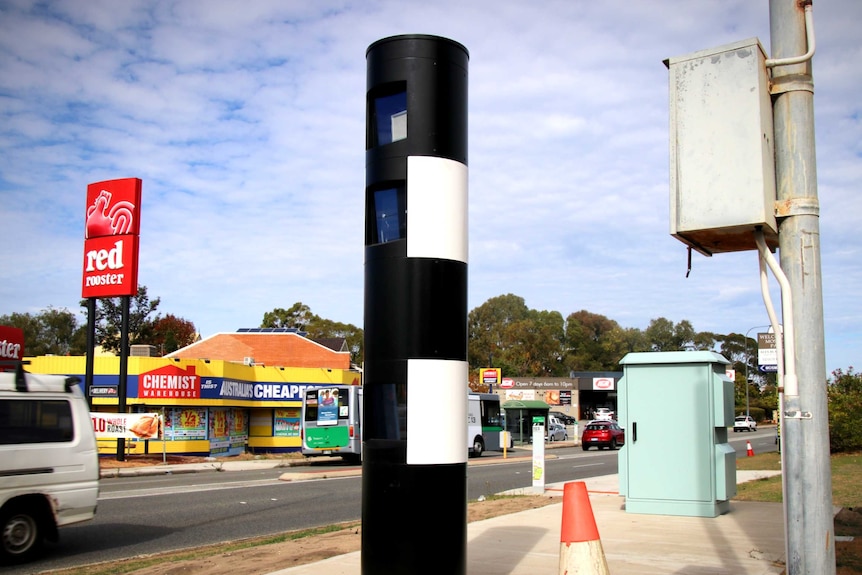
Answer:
[{"xmin": 768, "ymin": 1, "xmax": 835, "ymax": 573}]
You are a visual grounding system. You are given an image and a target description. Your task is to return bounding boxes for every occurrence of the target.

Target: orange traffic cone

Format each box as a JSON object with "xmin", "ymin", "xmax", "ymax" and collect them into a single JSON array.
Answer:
[
  {"xmin": 746, "ymin": 440, "xmax": 755, "ymax": 457},
  {"xmin": 559, "ymin": 481, "xmax": 610, "ymax": 575}
]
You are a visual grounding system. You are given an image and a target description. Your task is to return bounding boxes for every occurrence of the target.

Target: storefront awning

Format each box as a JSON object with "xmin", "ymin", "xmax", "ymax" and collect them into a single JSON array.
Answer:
[{"xmin": 502, "ymin": 400, "xmax": 550, "ymax": 410}]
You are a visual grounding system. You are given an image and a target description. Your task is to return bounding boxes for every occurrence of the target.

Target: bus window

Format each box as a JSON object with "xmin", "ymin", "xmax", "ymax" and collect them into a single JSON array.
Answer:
[{"xmin": 482, "ymin": 401, "xmax": 501, "ymax": 428}]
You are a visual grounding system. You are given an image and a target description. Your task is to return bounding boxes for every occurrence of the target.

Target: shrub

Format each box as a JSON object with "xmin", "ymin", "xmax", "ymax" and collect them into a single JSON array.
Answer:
[{"xmin": 828, "ymin": 368, "xmax": 862, "ymax": 453}]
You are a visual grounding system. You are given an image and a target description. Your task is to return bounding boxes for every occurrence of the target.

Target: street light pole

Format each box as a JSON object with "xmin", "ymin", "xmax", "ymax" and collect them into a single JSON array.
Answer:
[{"xmin": 744, "ymin": 325, "xmax": 770, "ymax": 418}]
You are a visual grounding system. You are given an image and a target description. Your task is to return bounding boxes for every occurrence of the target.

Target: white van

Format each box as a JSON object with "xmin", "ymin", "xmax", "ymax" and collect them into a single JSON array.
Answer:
[{"xmin": 0, "ymin": 368, "xmax": 100, "ymax": 564}]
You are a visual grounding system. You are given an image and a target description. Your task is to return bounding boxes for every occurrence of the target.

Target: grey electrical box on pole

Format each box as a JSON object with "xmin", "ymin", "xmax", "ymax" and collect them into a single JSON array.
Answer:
[{"xmin": 665, "ymin": 38, "xmax": 778, "ymax": 256}]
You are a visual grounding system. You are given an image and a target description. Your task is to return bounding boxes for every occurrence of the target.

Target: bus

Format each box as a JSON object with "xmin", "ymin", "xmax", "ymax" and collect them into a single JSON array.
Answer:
[
  {"xmin": 301, "ymin": 385, "xmax": 362, "ymax": 463},
  {"xmin": 301, "ymin": 387, "xmax": 510, "ymax": 461},
  {"xmin": 467, "ymin": 392, "xmax": 512, "ymax": 457}
]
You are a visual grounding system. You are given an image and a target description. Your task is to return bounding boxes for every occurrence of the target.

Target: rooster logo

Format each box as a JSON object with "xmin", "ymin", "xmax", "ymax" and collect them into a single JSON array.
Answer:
[{"xmin": 85, "ymin": 190, "xmax": 136, "ymax": 239}]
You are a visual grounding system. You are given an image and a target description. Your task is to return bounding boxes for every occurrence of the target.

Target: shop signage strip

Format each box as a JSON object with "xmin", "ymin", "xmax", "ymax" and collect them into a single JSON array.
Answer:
[{"xmin": 91, "ymin": 412, "xmax": 161, "ymax": 439}]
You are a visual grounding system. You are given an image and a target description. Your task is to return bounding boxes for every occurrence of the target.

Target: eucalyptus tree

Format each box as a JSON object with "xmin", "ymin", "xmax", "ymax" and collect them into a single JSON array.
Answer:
[
  {"xmin": 261, "ymin": 302, "xmax": 364, "ymax": 365},
  {"xmin": 0, "ymin": 307, "xmax": 86, "ymax": 356},
  {"xmin": 563, "ymin": 310, "xmax": 630, "ymax": 371},
  {"xmin": 467, "ymin": 293, "xmax": 531, "ymax": 372},
  {"xmin": 80, "ymin": 286, "xmax": 161, "ymax": 354}
]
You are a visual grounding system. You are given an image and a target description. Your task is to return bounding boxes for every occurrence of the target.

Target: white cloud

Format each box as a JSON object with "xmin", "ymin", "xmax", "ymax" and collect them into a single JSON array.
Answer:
[{"xmin": 0, "ymin": 0, "xmax": 859, "ymax": 376}]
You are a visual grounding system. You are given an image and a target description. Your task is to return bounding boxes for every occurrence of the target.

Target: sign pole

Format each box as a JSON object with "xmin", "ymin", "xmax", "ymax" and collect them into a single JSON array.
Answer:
[
  {"xmin": 116, "ymin": 295, "xmax": 129, "ymax": 461},
  {"xmin": 532, "ymin": 416, "xmax": 545, "ymax": 495},
  {"xmin": 162, "ymin": 408, "xmax": 167, "ymax": 464},
  {"xmin": 85, "ymin": 298, "xmax": 96, "ymax": 410}
]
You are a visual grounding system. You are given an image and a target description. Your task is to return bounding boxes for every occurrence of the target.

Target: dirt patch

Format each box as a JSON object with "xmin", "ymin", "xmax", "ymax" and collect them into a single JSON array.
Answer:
[
  {"xmin": 836, "ymin": 508, "xmax": 862, "ymax": 575},
  {"xmin": 64, "ymin": 495, "xmax": 555, "ymax": 575},
  {"xmin": 90, "ymin": 456, "xmax": 557, "ymax": 575}
]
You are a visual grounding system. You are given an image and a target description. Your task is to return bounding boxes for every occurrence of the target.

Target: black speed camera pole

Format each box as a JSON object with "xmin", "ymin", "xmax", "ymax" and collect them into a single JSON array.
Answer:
[{"xmin": 362, "ymin": 35, "xmax": 469, "ymax": 575}]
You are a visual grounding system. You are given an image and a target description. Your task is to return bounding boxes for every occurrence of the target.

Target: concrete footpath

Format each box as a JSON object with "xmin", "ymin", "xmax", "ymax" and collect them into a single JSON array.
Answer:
[
  {"xmin": 101, "ymin": 453, "xmax": 789, "ymax": 575},
  {"xmin": 265, "ymin": 470, "xmax": 788, "ymax": 575}
]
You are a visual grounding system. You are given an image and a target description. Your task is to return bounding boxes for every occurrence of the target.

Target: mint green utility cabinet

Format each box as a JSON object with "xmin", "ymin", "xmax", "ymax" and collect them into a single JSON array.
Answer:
[{"xmin": 618, "ymin": 351, "xmax": 736, "ymax": 517}]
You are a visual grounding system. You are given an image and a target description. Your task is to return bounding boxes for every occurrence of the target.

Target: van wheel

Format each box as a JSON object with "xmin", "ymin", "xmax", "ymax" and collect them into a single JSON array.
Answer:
[{"xmin": 1, "ymin": 506, "xmax": 43, "ymax": 564}]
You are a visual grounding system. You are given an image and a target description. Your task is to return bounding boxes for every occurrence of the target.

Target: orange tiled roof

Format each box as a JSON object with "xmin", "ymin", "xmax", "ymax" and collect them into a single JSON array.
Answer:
[{"xmin": 166, "ymin": 332, "xmax": 350, "ymax": 370}]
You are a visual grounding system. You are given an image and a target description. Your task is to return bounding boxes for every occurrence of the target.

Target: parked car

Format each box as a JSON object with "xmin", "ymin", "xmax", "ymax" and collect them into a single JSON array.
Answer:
[
  {"xmin": 581, "ymin": 420, "xmax": 625, "ymax": 450},
  {"xmin": 593, "ymin": 407, "xmax": 615, "ymax": 421},
  {"xmin": 734, "ymin": 415, "xmax": 757, "ymax": 432},
  {"xmin": 549, "ymin": 411, "xmax": 576, "ymax": 425},
  {"xmin": 546, "ymin": 422, "xmax": 568, "ymax": 442}
]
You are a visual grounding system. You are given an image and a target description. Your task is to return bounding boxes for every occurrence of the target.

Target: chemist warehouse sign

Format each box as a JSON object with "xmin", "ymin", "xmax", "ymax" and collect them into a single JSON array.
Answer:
[
  {"xmin": 81, "ymin": 178, "xmax": 142, "ymax": 298},
  {"xmin": 131, "ymin": 365, "xmax": 308, "ymax": 402}
]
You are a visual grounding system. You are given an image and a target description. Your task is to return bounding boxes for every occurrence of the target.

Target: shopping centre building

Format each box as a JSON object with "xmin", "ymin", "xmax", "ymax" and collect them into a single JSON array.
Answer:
[
  {"xmin": 478, "ymin": 369, "xmax": 623, "ymax": 443},
  {"xmin": 25, "ymin": 328, "xmax": 360, "ymax": 456}
]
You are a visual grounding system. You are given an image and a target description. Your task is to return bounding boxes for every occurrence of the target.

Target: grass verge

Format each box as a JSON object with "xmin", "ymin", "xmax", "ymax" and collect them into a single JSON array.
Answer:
[{"xmin": 735, "ymin": 451, "xmax": 862, "ymax": 508}]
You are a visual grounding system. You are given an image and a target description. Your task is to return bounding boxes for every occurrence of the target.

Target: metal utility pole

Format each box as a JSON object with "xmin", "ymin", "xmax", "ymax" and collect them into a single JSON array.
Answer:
[{"xmin": 768, "ymin": 1, "xmax": 835, "ymax": 573}]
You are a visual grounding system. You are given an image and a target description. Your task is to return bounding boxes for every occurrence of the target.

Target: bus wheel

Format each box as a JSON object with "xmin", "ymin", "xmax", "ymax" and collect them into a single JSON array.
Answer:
[{"xmin": 472, "ymin": 438, "xmax": 484, "ymax": 457}]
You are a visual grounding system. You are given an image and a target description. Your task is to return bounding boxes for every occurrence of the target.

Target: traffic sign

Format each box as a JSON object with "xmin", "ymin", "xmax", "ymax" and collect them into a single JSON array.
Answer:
[{"xmin": 757, "ymin": 332, "xmax": 778, "ymax": 370}]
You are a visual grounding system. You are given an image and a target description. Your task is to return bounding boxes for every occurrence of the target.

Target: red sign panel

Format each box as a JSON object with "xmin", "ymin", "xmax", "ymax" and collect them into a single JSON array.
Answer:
[
  {"xmin": 0, "ymin": 326, "xmax": 25, "ymax": 362},
  {"xmin": 139, "ymin": 365, "xmax": 200, "ymax": 399},
  {"xmin": 82, "ymin": 178, "xmax": 142, "ymax": 298}
]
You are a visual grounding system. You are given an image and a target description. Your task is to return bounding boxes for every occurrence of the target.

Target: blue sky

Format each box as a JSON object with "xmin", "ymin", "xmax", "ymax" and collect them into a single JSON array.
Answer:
[{"xmin": 0, "ymin": 1, "xmax": 859, "ymax": 376}]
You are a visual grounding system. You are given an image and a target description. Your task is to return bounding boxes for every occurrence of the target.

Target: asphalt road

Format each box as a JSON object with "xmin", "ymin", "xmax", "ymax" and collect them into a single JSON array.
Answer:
[{"xmin": 7, "ymin": 428, "xmax": 777, "ymax": 574}]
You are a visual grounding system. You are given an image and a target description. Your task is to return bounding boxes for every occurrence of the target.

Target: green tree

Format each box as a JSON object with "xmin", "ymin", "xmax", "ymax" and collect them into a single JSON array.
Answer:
[
  {"xmin": 261, "ymin": 303, "xmax": 316, "ymax": 330},
  {"xmin": 0, "ymin": 307, "xmax": 87, "ymax": 356},
  {"xmin": 644, "ymin": 317, "xmax": 715, "ymax": 352},
  {"xmin": 721, "ymin": 332, "xmax": 754, "ymax": 408},
  {"xmin": 691, "ymin": 330, "xmax": 719, "ymax": 351},
  {"xmin": 501, "ymin": 310, "xmax": 566, "ymax": 377},
  {"xmin": 827, "ymin": 367, "xmax": 862, "ymax": 452},
  {"xmin": 619, "ymin": 326, "xmax": 650, "ymax": 356},
  {"xmin": 261, "ymin": 303, "xmax": 364, "ymax": 365},
  {"xmin": 466, "ymin": 298, "xmax": 565, "ymax": 377},
  {"xmin": 0, "ymin": 312, "xmax": 41, "ymax": 353},
  {"xmin": 467, "ymin": 294, "xmax": 531, "ymax": 372},
  {"xmin": 644, "ymin": 317, "xmax": 676, "ymax": 351},
  {"xmin": 303, "ymin": 318, "xmax": 364, "ymax": 366},
  {"xmin": 564, "ymin": 310, "xmax": 630, "ymax": 371},
  {"xmin": 81, "ymin": 286, "xmax": 161, "ymax": 354},
  {"xmin": 720, "ymin": 333, "xmax": 750, "ymax": 374}
]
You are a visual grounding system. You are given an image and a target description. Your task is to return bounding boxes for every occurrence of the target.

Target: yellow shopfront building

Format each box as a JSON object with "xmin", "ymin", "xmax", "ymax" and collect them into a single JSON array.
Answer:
[{"xmin": 25, "ymin": 330, "xmax": 361, "ymax": 456}]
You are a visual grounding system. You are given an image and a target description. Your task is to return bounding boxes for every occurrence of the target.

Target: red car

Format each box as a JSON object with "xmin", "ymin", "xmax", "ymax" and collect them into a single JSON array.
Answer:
[{"xmin": 581, "ymin": 421, "xmax": 625, "ymax": 451}]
